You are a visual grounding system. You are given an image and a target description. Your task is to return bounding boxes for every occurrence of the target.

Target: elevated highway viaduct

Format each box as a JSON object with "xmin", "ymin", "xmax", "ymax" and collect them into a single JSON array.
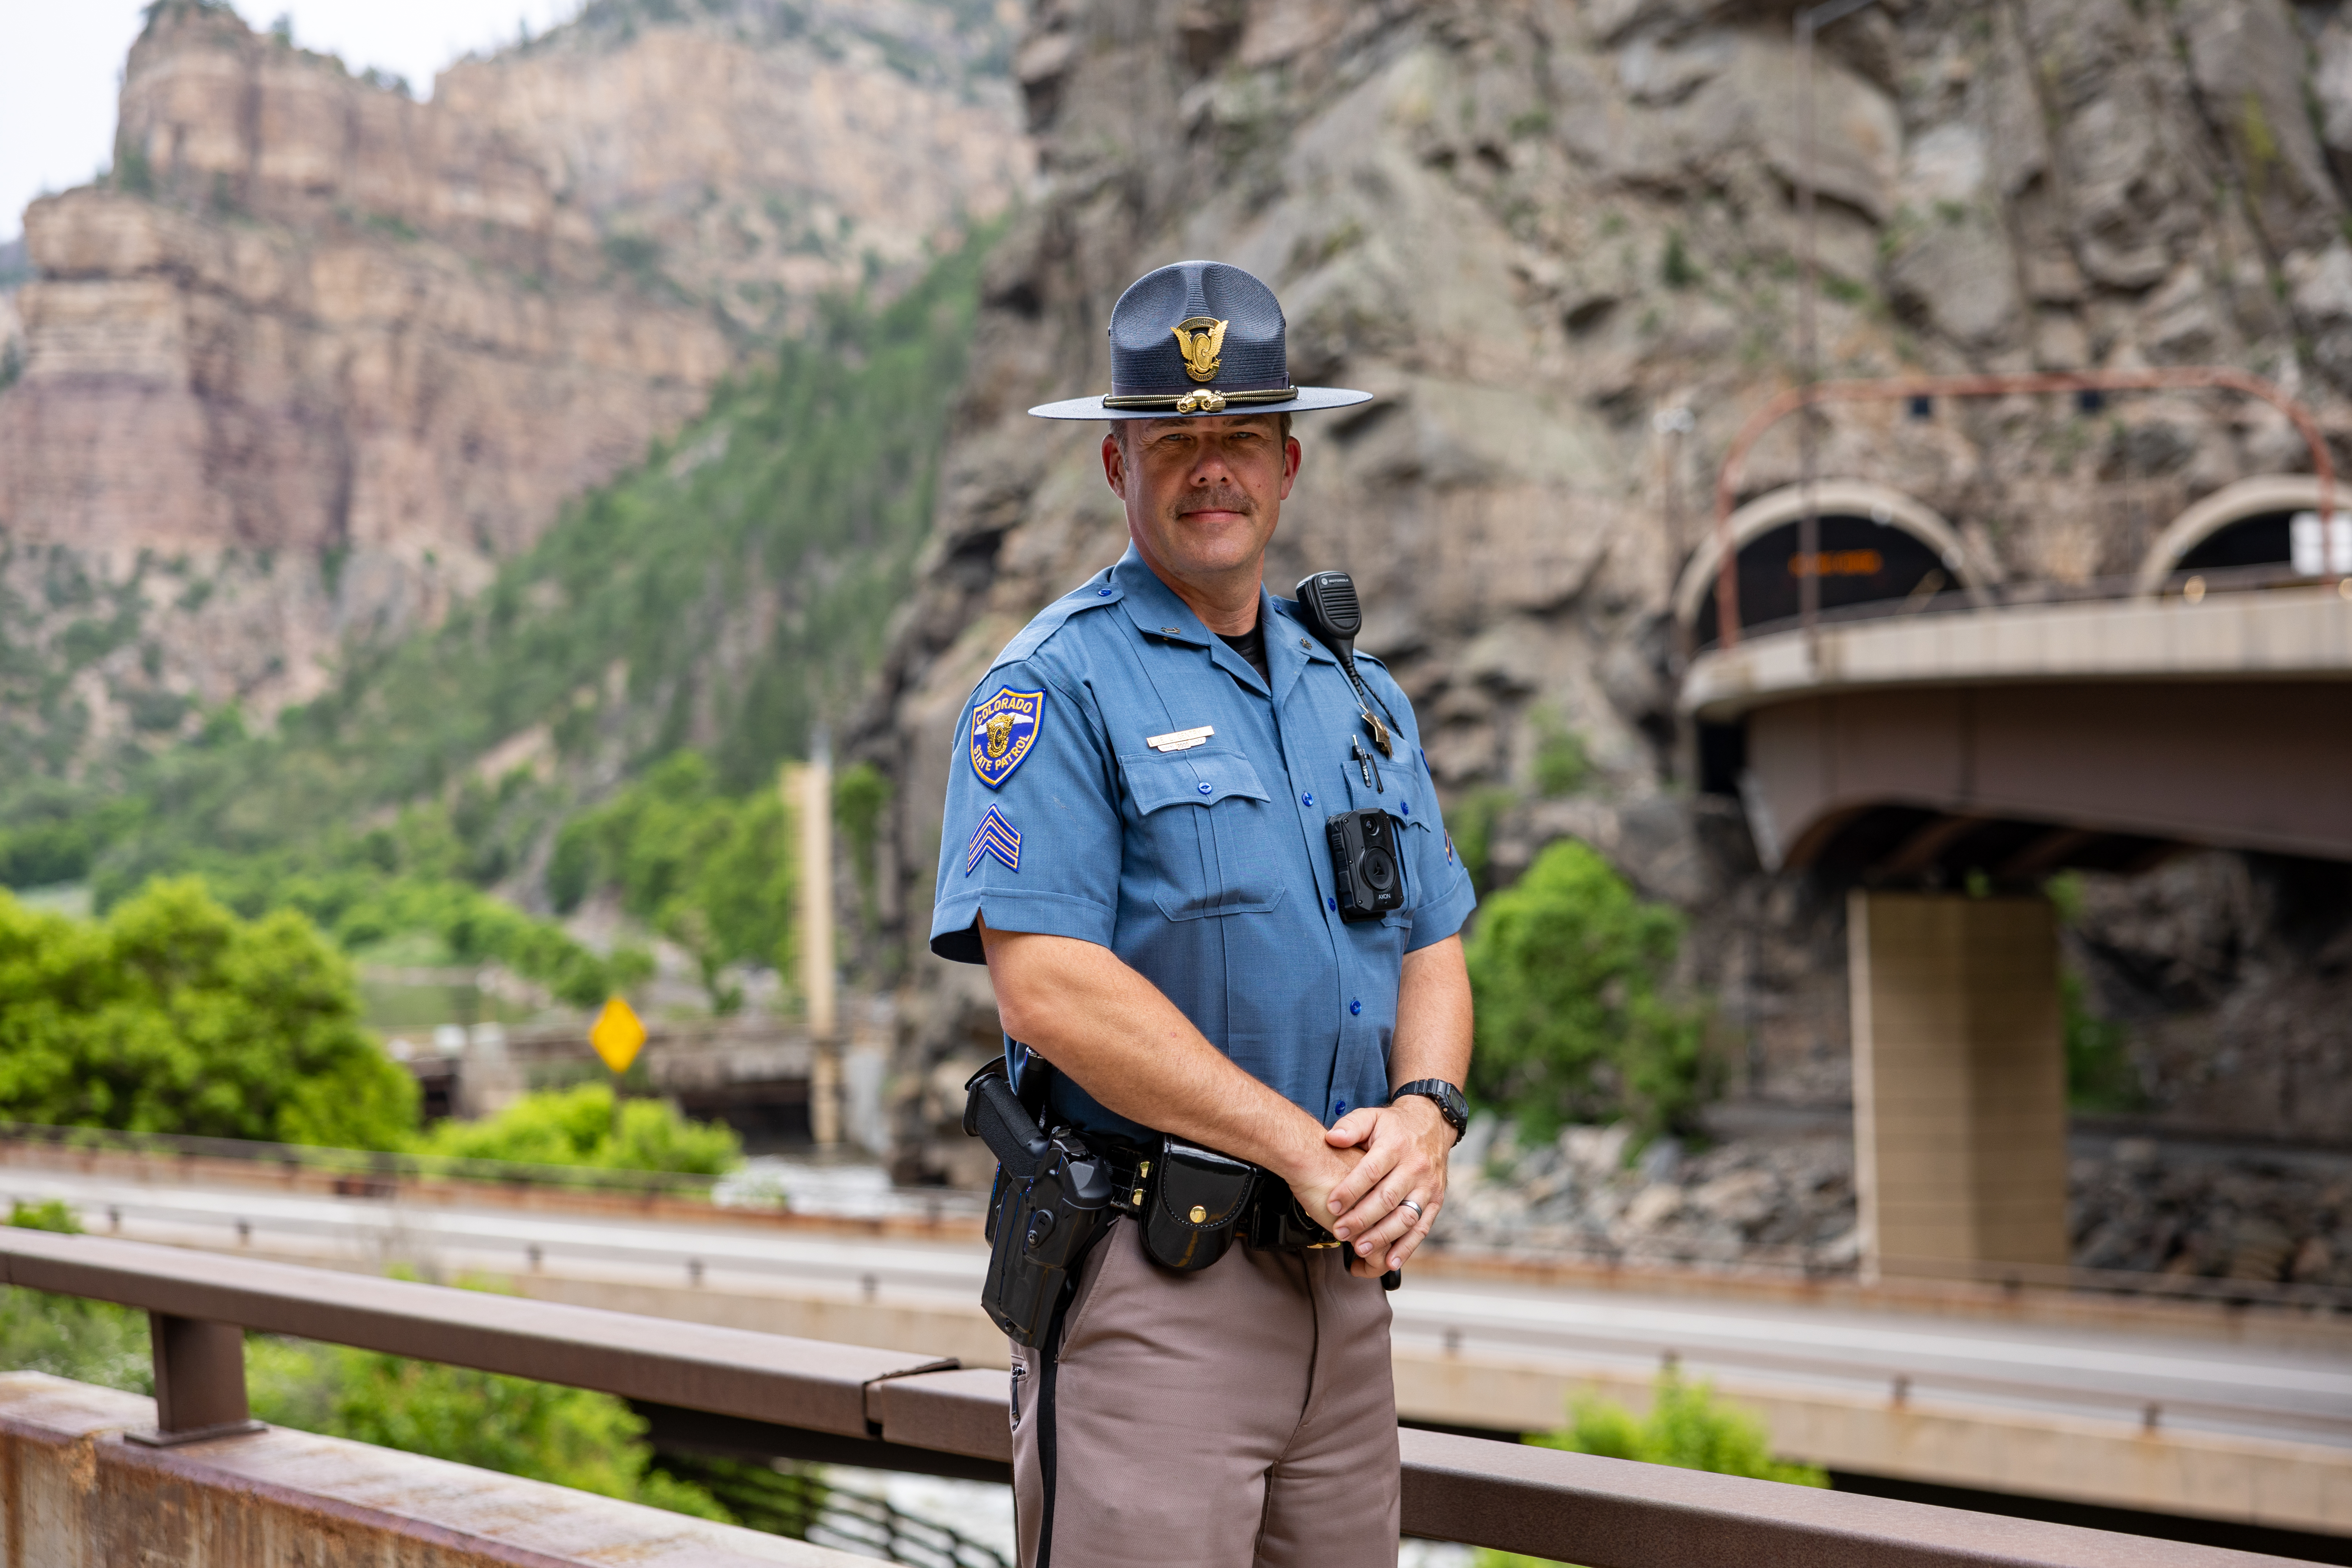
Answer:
[{"xmin": 1676, "ymin": 467, "xmax": 2352, "ymax": 1287}]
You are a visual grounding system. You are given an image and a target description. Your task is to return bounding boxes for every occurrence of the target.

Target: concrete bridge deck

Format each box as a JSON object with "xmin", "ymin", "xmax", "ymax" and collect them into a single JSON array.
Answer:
[{"xmin": 1681, "ymin": 585, "xmax": 2352, "ymax": 875}]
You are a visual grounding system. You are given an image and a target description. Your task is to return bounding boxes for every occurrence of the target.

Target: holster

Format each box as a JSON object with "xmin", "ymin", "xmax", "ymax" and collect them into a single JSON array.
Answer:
[
  {"xmin": 1137, "ymin": 1139, "xmax": 1256, "ymax": 1272},
  {"xmin": 965, "ymin": 1058, "xmax": 1113, "ymax": 1347}
]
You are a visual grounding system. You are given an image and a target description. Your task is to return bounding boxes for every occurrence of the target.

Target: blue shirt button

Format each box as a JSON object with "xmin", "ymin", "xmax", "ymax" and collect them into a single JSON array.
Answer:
[
  {"xmin": 1334, "ymin": 1100, "xmax": 1348, "ymax": 1116},
  {"xmin": 1399, "ymin": 800, "xmax": 1411, "ymax": 815},
  {"xmin": 1098, "ymin": 586, "xmax": 1111, "ymax": 596},
  {"xmin": 1349, "ymin": 998, "xmax": 1363, "ymax": 1015},
  {"xmin": 1326, "ymin": 896, "xmax": 1337, "ymax": 912},
  {"xmin": 1301, "ymin": 792, "xmax": 1314, "ymax": 806},
  {"xmin": 1197, "ymin": 781, "xmax": 1213, "ymax": 794}
]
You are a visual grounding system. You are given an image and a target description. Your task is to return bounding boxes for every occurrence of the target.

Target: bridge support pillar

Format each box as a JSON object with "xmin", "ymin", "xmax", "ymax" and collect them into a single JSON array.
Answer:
[{"xmin": 1847, "ymin": 891, "xmax": 2068, "ymax": 1279}]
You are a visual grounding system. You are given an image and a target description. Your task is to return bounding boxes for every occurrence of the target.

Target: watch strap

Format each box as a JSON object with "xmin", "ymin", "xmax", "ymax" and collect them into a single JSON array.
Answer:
[{"xmin": 1390, "ymin": 1079, "xmax": 1467, "ymax": 1140}]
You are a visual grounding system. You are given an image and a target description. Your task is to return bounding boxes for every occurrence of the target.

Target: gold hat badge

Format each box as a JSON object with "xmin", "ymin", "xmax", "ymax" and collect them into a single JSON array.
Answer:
[{"xmin": 1170, "ymin": 316, "xmax": 1229, "ymax": 384}]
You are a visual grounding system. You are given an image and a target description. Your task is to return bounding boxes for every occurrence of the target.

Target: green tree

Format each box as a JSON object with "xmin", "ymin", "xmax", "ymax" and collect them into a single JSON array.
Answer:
[
  {"xmin": 413, "ymin": 1082, "xmax": 741, "ymax": 1175},
  {"xmin": 1475, "ymin": 1372, "xmax": 1824, "ymax": 1567},
  {"xmin": 11, "ymin": 229, "xmax": 995, "ymax": 920},
  {"xmin": 0, "ymin": 880, "xmax": 417, "ymax": 1148},
  {"xmin": 547, "ymin": 752, "xmax": 793, "ymax": 1011},
  {"xmin": 1463, "ymin": 840, "xmax": 1709, "ymax": 1141}
]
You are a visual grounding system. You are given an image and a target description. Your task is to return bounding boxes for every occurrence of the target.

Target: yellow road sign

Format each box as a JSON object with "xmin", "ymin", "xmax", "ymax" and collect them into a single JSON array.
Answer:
[{"xmin": 589, "ymin": 996, "xmax": 647, "ymax": 1074}]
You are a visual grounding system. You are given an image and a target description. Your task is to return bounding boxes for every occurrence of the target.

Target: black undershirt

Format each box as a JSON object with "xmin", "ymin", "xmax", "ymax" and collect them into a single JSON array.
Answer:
[{"xmin": 1217, "ymin": 621, "xmax": 1268, "ymax": 681}]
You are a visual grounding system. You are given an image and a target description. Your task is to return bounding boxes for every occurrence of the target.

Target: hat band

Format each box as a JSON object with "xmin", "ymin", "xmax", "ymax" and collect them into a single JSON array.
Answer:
[{"xmin": 1101, "ymin": 386, "xmax": 1301, "ymax": 414}]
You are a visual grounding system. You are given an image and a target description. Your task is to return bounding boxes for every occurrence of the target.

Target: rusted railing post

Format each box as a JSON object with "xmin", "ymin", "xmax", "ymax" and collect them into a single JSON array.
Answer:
[{"xmin": 129, "ymin": 1312, "xmax": 262, "ymax": 1446}]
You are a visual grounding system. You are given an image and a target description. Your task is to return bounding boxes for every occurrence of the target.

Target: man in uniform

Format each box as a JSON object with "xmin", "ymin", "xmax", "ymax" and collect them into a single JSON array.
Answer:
[{"xmin": 930, "ymin": 260, "xmax": 1475, "ymax": 1566}]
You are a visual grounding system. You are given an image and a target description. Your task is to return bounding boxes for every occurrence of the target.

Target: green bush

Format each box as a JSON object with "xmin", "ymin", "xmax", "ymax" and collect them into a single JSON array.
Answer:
[
  {"xmin": 0, "ymin": 1200, "xmax": 152, "ymax": 1396},
  {"xmin": 0, "ymin": 1259, "xmax": 727, "ymax": 1523},
  {"xmin": 0, "ymin": 879, "xmax": 417, "ymax": 1148},
  {"xmin": 1464, "ymin": 840, "xmax": 1709, "ymax": 1141},
  {"xmin": 247, "ymin": 1335, "xmax": 726, "ymax": 1519},
  {"xmin": 413, "ymin": 1083, "xmax": 741, "ymax": 1175},
  {"xmin": 1534, "ymin": 1370, "xmax": 1825, "ymax": 1484},
  {"xmin": 1532, "ymin": 719, "xmax": 1590, "ymax": 799},
  {"xmin": 7, "ymin": 1200, "xmax": 81, "ymax": 1234},
  {"xmin": 2063, "ymin": 969, "xmax": 2141, "ymax": 1112},
  {"xmin": 1474, "ymin": 1372, "xmax": 1825, "ymax": 1567},
  {"xmin": 1449, "ymin": 787, "xmax": 1520, "ymax": 896}
]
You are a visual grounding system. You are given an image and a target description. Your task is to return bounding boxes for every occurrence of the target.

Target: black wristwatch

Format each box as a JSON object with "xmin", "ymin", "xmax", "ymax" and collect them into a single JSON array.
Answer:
[{"xmin": 1389, "ymin": 1079, "xmax": 1468, "ymax": 1143}]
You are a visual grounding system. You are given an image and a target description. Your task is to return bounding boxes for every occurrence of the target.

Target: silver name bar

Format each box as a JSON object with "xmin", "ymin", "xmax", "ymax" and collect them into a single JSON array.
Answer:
[{"xmin": 1145, "ymin": 725, "xmax": 1215, "ymax": 753}]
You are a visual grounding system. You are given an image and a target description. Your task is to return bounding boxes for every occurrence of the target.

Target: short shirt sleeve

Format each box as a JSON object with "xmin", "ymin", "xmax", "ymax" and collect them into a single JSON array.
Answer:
[
  {"xmin": 1363, "ymin": 660, "xmax": 1474, "ymax": 952},
  {"xmin": 929, "ymin": 659, "xmax": 1123, "ymax": 964},
  {"xmin": 1401, "ymin": 757, "xmax": 1477, "ymax": 951}
]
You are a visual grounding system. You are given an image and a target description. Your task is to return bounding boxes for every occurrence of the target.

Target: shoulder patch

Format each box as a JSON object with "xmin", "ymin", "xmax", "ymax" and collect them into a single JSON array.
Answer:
[{"xmin": 969, "ymin": 685, "xmax": 1046, "ymax": 788}]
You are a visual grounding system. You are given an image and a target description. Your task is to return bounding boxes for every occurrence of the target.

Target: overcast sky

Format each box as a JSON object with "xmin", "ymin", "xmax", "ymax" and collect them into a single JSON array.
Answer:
[{"xmin": 0, "ymin": 0, "xmax": 579, "ymax": 245}]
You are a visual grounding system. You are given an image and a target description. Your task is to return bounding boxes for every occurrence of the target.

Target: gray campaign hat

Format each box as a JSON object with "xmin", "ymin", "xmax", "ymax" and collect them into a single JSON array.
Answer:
[{"xmin": 1029, "ymin": 260, "xmax": 1373, "ymax": 421}]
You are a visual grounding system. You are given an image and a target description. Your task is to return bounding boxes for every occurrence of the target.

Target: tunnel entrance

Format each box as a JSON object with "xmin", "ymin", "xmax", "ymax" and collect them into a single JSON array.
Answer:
[
  {"xmin": 1691, "ymin": 514, "xmax": 1955, "ymax": 649},
  {"xmin": 1676, "ymin": 481, "xmax": 1978, "ymax": 655}
]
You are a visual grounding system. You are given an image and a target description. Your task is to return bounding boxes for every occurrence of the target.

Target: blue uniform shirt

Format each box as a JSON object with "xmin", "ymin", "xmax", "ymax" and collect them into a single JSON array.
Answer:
[{"xmin": 929, "ymin": 544, "xmax": 1477, "ymax": 1140}]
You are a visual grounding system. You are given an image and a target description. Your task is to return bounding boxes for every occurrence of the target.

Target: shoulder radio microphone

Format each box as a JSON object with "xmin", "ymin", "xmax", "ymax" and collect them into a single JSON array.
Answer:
[
  {"xmin": 1295, "ymin": 571, "xmax": 1410, "ymax": 922},
  {"xmin": 1293, "ymin": 572, "xmax": 1400, "ymax": 759}
]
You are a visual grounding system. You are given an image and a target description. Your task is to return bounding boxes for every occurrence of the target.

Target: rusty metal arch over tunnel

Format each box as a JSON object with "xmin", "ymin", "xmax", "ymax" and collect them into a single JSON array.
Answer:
[{"xmin": 2135, "ymin": 472, "xmax": 2352, "ymax": 596}]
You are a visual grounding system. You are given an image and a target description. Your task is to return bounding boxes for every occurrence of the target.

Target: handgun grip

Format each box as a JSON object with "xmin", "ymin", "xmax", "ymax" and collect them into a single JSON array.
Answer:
[{"xmin": 967, "ymin": 1071, "xmax": 1050, "ymax": 1181}]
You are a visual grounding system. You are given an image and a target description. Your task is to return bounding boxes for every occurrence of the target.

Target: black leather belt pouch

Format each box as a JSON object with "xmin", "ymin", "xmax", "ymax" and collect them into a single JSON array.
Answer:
[{"xmin": 1140, "ymin": 1138, "xmax": 1256, "ymax": 1272}]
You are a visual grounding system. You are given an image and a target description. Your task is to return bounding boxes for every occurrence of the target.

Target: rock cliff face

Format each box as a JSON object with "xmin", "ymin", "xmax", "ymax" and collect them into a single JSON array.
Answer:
[
  {"xmin": 0, "ymin": 0, "xmax": 1024, "ymax": 769},
  {"xmin": 863, "ymin": 0, "xmax": 2352, "ymax": 1170}
]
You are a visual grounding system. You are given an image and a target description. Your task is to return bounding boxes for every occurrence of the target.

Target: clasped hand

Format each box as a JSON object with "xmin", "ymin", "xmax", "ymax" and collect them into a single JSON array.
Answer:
[{"xmin": 1288, "ymin": 1100, "xmax": 1452, "ymax": 1278}]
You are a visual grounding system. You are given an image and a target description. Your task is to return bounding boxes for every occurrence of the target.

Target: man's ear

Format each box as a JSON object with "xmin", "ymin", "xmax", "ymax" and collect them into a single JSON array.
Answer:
[
  {"xmin": 1278, "ymin": 434, "xmax": 1302, "ymax": 500},
  {"xmin": 1102, "ymin": 430, "xmax": 1129, "ymax": 499}
]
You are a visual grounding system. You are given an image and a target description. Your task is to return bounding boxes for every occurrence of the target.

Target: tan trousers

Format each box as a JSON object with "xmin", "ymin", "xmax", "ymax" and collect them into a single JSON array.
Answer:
[{"xmin": 1008, "ymin": 1216, "xmax": 1401, "ymax": 1568}]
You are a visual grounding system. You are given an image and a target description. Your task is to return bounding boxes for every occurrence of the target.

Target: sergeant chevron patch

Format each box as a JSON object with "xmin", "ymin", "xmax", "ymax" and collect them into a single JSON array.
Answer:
[{"xmin": 965, "ymin": 804, "xmax": 1022, "ymax": 875}]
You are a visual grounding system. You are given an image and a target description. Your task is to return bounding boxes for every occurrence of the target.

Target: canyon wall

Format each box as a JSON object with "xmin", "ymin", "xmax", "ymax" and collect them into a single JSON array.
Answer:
[
  {"xmin": 0, "ymin": 0, "xmax": 1025, "ymax": 769},
  {"xmin": 861, "ymin": 0, "xmax": 2352, "ymax": 1171}
]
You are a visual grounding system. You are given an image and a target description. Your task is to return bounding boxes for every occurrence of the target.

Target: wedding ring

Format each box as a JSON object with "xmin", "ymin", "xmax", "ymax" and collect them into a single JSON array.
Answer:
[{"xmin": 1399, "ymin": 1198, "xmax": 1425, "ymax": 1220}]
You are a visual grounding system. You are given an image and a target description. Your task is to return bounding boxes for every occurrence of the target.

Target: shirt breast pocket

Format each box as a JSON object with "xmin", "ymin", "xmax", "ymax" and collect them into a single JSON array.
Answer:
[{"xmin": 1121, "ymin": 748, "xmax": 1290, "ymax": 920}]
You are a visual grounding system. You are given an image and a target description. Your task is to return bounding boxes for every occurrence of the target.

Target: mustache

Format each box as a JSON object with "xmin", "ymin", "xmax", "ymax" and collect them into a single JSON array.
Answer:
[{"xmin": 1175, "ymin": 486, "xmax": 1256, "ymax": 517}]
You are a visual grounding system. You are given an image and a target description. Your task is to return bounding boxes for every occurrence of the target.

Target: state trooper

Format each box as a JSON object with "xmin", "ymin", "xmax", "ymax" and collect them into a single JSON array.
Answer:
[{"xmin": 931, "ymin": 260, "xmax": 1475, "ymax": 1567}]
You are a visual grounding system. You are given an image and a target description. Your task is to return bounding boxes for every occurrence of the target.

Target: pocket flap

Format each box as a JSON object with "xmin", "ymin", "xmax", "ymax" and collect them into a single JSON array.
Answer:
[
  {"xmin": 1122, "ymin": 749, "xmax": 1274, "ymax": 815},
  {"xmin": 1154, "ymin": 1141, "xmax": 1256, "ymax": 1229}
]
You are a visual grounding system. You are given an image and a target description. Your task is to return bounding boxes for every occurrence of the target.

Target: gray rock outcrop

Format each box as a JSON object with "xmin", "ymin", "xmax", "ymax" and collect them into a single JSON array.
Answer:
[
  {"xmin": 857, "ymin": 0, "xmax": 2352, "ymax": 1173},
  {"xmin": 0, "ymin": 0, "xmax": 1026, "ymax": 757}
]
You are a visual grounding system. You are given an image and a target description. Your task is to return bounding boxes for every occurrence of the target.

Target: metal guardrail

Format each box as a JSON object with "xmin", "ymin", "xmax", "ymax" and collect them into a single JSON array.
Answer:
[
  {"xmin": 0, "ymin": 1120, "xmax": 725, "ymax": 1200},
  {"xmin": 16, "ymin": 1119, "xmax": 2337, "ymax": 1314},
  {"xmin": 0, "ymin": 1230, "xmax": 2300, "ymax": 1566},
  {"xmin": 1423, "ymin": 1230, "xmax": 2352, "ymax": 1317}
]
